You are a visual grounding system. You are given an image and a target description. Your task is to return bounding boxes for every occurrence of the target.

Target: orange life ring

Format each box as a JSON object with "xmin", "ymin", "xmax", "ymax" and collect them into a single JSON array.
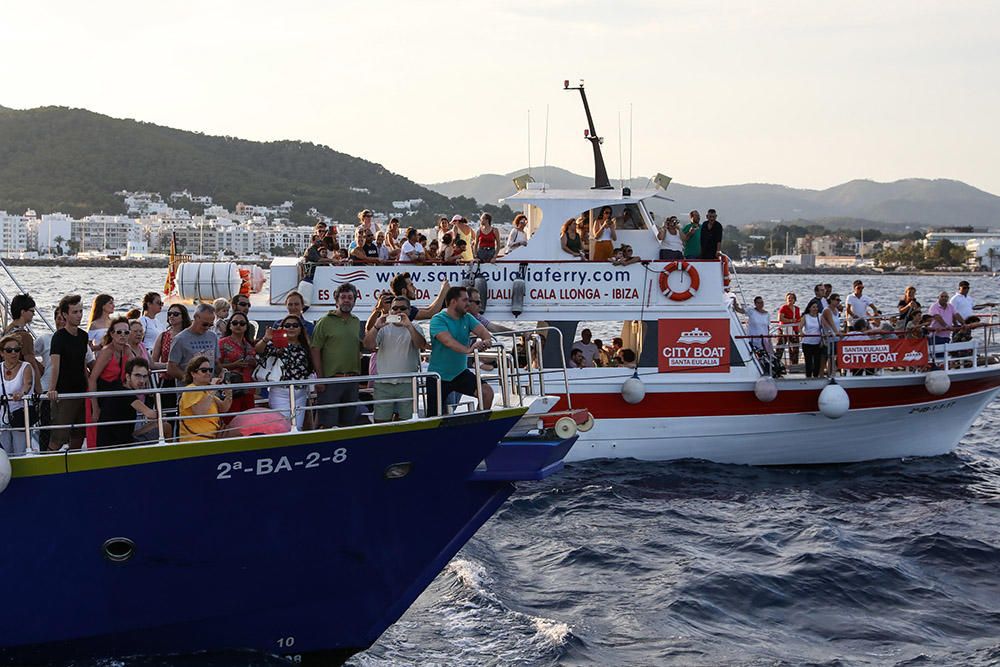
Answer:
[
  {"xmin": 658, "ymin": 261, "xmax": 700, "ymax": 301},
  {"xmin": 721, "ymin": 255, "xmax": 731, "ymax": 287}
]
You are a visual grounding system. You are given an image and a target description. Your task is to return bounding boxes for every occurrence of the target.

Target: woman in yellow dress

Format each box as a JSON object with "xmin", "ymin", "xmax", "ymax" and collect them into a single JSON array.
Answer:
[{"xmin": 178, "ymin": 355, "xmax": 233, "ymax": 442}]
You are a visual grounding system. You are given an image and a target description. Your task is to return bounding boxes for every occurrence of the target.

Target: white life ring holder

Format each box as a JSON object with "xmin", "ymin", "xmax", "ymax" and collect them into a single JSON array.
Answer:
[{"xmin": 658, "ymin": 261, "xmax": 700, "ymax": 301}]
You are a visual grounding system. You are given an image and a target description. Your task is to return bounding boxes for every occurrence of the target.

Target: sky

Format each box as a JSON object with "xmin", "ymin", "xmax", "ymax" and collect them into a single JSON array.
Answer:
[{"xmin": 2, "ymin": 0, "xmax": 999, "ymax": 194}]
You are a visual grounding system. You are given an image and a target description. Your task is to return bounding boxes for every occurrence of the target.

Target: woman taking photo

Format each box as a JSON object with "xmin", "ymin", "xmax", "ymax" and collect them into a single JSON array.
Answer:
[
  {"xmin": 591, "ymin": 206, "xmax": 616, "ymax": 261},
  {"xmin": 87, "ymin": 293, "xmax": 115, "ymax": 351},
  {"xmin": 560, "ymin": 218, "xmax": 585, "ymax": 259},
  {"xmin": 178, "ymin": 355, "xmax": 232, "ymax": 442},
  {"xmin": 897, "ymin": 286, "xmax": 920, "ymax": 324},
  {"xmin": 0, "ymin": 334, "xmax": 33, "ymax": 456},
  {"xmin": 218, "ymin": 313, "xmax": 257, "ymax": 418},
  {"xmin": 88, "ymin": 317, "xmax": 135, "ymax": 448},
  {"xmin": 255, "ymin": 314, "xmax": 313, "ymax": 429}
]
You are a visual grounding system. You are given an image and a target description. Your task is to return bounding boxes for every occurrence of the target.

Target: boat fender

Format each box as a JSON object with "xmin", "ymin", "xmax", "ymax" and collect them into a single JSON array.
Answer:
[
  {"xmin": 621, "ymin": 374, "xmax": 646, "ymax": 404},
  {"xmin": 818, "ymin": 381, "xmax": 849, "ymax": 419},
  {"xmin": 0, "ymin": 448, "xmax": 10, "ymax": 494},
  {"xmin": 474, "ymin": 274, "xmax": 488, "ymax": 313},
  {"xmin": 554, "ymin": 416, "xmax": 578, "ymax": 439},
  {"xmin": 754, "ymin": 376, "xmax": 778, "ymax": 403},
  {"xmin": 924, "ymin": 370, "xmax": 950, "ymax": 396},
  {"xmin": 296, "ymin": 280, "xmax": 314, "ymax": 308},
  {"xmin": 511, "ymin": 278, "xmax": 526, "ymax": 318},
  {"xmin": 578, "ymin": 412, "xmax": 595, "ymax": 432}
]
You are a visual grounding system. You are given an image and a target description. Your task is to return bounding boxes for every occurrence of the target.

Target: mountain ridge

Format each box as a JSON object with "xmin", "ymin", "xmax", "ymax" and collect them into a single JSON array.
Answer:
[{"xmin": 426, "ymin": 168, "xmax": 1000, "ymax": 227}]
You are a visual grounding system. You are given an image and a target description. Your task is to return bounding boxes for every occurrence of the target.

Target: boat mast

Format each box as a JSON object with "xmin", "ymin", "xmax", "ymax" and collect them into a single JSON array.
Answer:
[{"xmin": 564, "ymin": 80, "xmax": 612, "ymax": 190}]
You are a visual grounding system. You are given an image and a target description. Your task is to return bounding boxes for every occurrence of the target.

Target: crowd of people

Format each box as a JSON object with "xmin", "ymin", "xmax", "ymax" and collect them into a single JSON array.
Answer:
[
  {"xmin": 743, "ymin": 279, "xmax": 997, "ymax": 377},
  {"xmin": 0, "ymin": 275, "xmax": 504, "ymax": 456},
  {"xmin": 568, "ymin": 329, "xmax": 637, "ymax": 369},
  {"xmin": 302, "ymin": 207, "xmax": 727, "ymax": 271}
]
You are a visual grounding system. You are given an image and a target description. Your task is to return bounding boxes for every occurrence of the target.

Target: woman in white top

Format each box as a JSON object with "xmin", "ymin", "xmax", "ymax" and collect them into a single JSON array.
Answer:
[
  {"xmin": 657, "ymin": 216, "xmax": 685, "ymax": 260},
  {"xmin": 746, "ymin": 296, "xmax": 773, "ymax": 356},
  {"xmin": 590, "ymin": 206, "xmax": 617, "ymax": 261},
  {"xmin": 799, "ymin": 300, "xmax": 824, "ymax": 378},
  {"xmin": 0, "ymin": 334, "xmax": 34, "ymax": 456},
  {"xmin": 504, "ymin": 214, "xmax": 528, "ymax": 255},
  {"xmin": 87, "ymin": 293, "xmax": 115, "ymax": 351}
]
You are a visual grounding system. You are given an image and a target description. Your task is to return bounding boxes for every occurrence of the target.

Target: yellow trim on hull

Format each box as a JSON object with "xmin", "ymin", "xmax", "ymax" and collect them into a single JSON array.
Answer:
[{"xmin": 10, "ymin": 407, "xmax": 527, "ymax": 479}]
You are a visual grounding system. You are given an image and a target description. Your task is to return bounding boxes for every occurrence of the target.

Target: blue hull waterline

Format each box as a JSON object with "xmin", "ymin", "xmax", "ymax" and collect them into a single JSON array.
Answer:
[{"xmin": 0, "ymin": 409, "xmax": 575, "ymax": 665}]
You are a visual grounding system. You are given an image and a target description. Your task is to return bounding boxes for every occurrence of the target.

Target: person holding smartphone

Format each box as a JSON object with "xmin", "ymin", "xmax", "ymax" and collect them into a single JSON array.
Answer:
[{"xmin": 363, "ymin": 296, "xmax": 427, "ymax": 422}]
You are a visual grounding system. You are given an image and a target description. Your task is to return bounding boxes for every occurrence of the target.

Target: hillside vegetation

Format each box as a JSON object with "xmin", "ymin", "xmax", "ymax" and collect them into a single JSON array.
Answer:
[{"xmin": 0, "ymin": 106, "xmax": 499, "ymax": 222}]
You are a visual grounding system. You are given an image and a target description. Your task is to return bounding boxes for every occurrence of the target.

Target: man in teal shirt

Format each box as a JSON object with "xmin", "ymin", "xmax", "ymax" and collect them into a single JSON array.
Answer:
[
  {"xmin": 682, "ymin": 209, "xmax": 701, "ymax": 259},
  {"xmin": 426, "ymin": 286, "xmax": 493, "ymax": 416}
]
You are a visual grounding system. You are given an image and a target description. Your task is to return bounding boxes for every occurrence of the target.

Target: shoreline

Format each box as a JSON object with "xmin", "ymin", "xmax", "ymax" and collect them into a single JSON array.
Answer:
[{"xmin": 0, "ymin": 257, "xmax": 991, "ymax": 277}]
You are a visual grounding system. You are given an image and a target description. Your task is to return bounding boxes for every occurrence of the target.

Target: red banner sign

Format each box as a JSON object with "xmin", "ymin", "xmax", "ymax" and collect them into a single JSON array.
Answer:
[
  {"xmin": 836, "ymin": 338, "xmax": 929, "ymax": 369},
  {"xmin": 658, "ymin": 319, "xmax": 731, "ymax": 373}
]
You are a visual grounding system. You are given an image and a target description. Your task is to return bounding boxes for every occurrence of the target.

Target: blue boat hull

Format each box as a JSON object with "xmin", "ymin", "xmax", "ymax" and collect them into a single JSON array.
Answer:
[{"xmin": 0, "ymin": 409, "xmax": 565, "ymax": 665}]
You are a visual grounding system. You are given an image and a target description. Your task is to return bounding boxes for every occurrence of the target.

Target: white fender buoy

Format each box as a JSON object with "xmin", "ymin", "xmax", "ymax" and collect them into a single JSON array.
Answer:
[
  {"xmin": 622, "ymin": 375, "xmax": 646, "ymax": 404},
  {"xmin": 754, "ymin": 376, "xmax": 778, "ymax": 403},
  {"xmin": 818, "ymin": 382, "xmax": 850, "ymax": 419},
  {"xmin": 554, "ymin": 416, "xmax": 578, "ymax": 439},
  {"xmin": 0, "ymin": 448, "xmax": 11, "ymax": 494},
  {"xmin": 296, "ymin": 280, "xmax": 314, "ymax": 308},
  {"xmin": 925, "ymin": 370, "xmax": 951, "ymax": 396},
  {"xmin": 577, "ymin": 413, "xmax": 595, "ymax": 432}
]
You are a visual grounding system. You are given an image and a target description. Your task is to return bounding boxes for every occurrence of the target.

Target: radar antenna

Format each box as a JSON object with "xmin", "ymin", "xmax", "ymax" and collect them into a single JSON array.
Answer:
[{"xmin": 563, "ymin": 79, "xmax": 612, "ymax": 190}]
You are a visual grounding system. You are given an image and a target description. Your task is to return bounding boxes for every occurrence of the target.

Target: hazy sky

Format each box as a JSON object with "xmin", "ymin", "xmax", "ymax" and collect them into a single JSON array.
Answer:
[{"xmin": 2, "ymin": 1, "xmax": 999, "ymax": 193}]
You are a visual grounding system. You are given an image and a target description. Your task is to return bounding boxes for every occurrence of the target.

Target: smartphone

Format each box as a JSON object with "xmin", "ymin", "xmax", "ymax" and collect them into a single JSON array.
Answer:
[
  {"xmin": 272, "ymin": 328, "xmax": 289, "ymax": 348},
  {"xmin": 386, "ymin": 314, "xmax": 402, "ymax": 324}
]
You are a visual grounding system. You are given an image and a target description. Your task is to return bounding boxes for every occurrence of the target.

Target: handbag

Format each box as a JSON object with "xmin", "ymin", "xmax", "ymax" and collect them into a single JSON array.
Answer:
[{"xmin": 253, "ymin": 354, "xmax": 283, "ymax": 383}]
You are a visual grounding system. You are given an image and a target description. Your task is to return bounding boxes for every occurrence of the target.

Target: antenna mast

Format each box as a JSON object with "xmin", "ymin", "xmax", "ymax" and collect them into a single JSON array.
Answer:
[
  {"xmin": 543, "ymin": 105, "xmax": 550, "ymax": 192},
  {"xmin": 527, "ymin": 110, "xmax": 531, "ymax": 178},
  {"xmin": 563, "ymin": 79, "xmax": 612, "ymax": 190}
]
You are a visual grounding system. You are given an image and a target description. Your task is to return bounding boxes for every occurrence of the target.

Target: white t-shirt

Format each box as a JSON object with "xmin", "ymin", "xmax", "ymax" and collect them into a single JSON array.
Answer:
[
  {"xmin": 139, "ymin": 314, "xmax": 164, "ymax": 353},
  {"xmin": 400, "ymin": 240, "xmax": 424, "ymax": 263},
  {"xmin": 747, "ymin": 309, "xmax": 771, "ymax": 338},
  {"xmin": 846, "ymin": 294, "xmax": 873, "ymax": 323},
  {"xmin": 950, "ymin": 292, "xmax": 974, "ymax": 319},
  {"xmin": 659, "ymin": 228, "xmax": 684, "ymax": 253},
  {"xmin": 573, "ymin": 341, "xmax": 599, "ymax": 368}
]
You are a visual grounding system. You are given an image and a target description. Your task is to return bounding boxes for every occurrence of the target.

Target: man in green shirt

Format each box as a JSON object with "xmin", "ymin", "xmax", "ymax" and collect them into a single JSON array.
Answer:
[
  {"xmin": 311, "ymin": 283, "xmax": 366, "ymax": 427},
  {"xmin": 426, "ymin": 286, "xmax": 493, "ymax": 416},
  {"xmin": 682, "ymin": 209, "xmax": 701, "ymax": 259}
]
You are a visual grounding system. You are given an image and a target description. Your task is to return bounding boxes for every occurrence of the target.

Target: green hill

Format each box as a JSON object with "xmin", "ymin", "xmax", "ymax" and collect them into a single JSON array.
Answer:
[{"xmin": 0, "ymin": 106, "xmax": 497, "ymax": 223}]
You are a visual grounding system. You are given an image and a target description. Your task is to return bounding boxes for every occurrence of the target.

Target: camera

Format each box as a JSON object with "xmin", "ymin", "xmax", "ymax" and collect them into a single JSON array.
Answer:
[
  {"xmin": 223, "ymin": 370, "xmax": 249, "ymax": 398},
  {"xmin": 386, "ymin": 314, "xmax": 402, "ymax": 324}
]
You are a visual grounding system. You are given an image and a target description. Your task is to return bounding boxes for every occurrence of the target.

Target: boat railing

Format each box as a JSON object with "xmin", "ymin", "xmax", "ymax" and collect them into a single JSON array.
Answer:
[
  {"xmin": 733, "ymin": 319, "xmax": 1000, "ymax": 379},
  {"xmin": 0, "ymin": 257, "xmax": 56, "ymax": 333},
  {"xmin": 0, "ymin": 372, "xmax": 450, "ymax": 458}
]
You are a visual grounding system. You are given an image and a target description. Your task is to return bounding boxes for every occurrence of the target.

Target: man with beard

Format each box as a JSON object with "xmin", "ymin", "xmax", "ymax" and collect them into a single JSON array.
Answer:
[
  {"xmin": 426, "ymin": 286, "xmax": 493, "ymax": 416},
  {"xmin": 311, "ymin": 283, "xmax": 366, "ymax": 427}
]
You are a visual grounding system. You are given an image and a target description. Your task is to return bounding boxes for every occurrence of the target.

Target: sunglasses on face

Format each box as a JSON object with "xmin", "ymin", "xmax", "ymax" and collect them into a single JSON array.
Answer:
[
  {"xmin": 230, "ymin": 321, "xmax": 247, "ymax": 327},
  {"xmin": 112, "ymin": 329, "xmax": 129, "ymax": 336},
  {"xmin": 283, "ymin": 322, "xmax": 301, "ymax": 329},
  {"xmin": 194, "ymin": 367, "xmax": 212, "ymax": 374},
  {"xmin": 3, "ymin": 347, "xmax": 21, "ymax": 353},
  {"xmin": 390, "ymin": 306, "xmax": 408, "ymax": 312}
]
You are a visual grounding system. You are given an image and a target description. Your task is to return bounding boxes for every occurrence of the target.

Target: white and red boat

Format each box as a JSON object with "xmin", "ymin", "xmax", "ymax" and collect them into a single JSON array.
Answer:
[{"xmin": 168, "ymin": 83, "xmax": 1000, "ymax": 466}]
